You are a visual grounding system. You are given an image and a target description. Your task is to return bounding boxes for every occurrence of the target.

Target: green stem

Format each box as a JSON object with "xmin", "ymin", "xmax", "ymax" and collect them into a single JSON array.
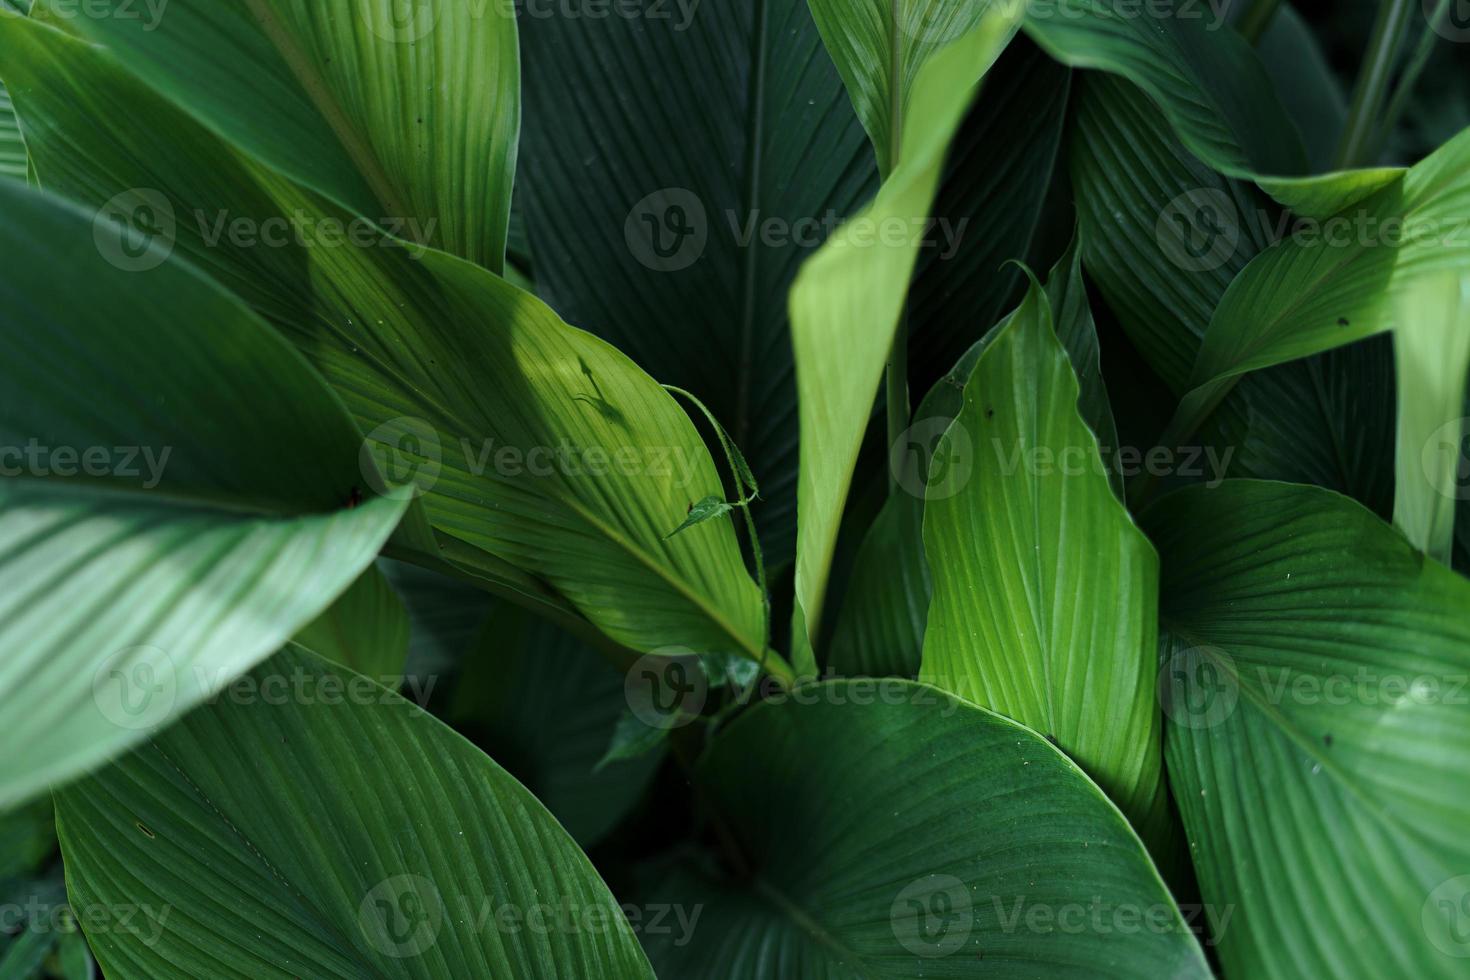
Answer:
[
  {"xmin": 1236, "ymin": 0, "xmax": 1284, "ymax": 45},
  {"xmin": 1334, "ymin": 0, "xmax": 1416, "ymax": 169}
]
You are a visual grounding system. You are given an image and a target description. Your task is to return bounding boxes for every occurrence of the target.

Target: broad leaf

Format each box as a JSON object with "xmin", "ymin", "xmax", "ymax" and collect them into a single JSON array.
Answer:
[
  {"xmin": 55, "ymin": 646, "xmax": 654, "ymax": 979},
  {"xmin": 447, "ymin": 606, "xmax": 664, "ymax": 848},
  {"xmin": 642, "ymin": 681, "xmax": 1209, "ymax": 977},
  {"xmin": 3, "ymin": 17, "xmax": 772, "ymax": 668},
  {"xmin": 1393, "ymin": 271, "xmax": 1470, "ymax": 563},
  {"xmin": 37, "ymin": 0, "xmax": 518, "ymax": 270},
  {"xmin": 791, "ymin": 8, "xmax": 1019, "ymax": 652},
  {"xmin": 919, "ymin": 281, "xmax": 1169, "ymax": 844},
  {"xmin": 294, "ymin": 564, "xmax": 410, "ymax": 678},
  {"xmin": 0, "ymin": 181, "xmax": 405, "ymax": 808},
  {"xmin": 1149, "ymin": 480, "xmax": 1470, "ymax": 979},
  {"xmin": 518, "ymin": 0, "xmax": 877, "ymax": 567}
]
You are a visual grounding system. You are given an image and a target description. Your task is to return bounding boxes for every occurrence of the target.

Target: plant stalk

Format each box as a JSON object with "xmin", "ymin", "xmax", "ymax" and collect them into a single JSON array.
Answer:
[
  {"xmin": 1334, "ymin": 0, "xmax": 1417, "ymax": 169},
  {"xmin": 1371, "ymin": 0, "xmax": 1451, "ymax": 158}
]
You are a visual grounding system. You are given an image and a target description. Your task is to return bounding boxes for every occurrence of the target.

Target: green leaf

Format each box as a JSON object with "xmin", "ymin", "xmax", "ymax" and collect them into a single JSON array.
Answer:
[
  {"xmin": 665, "ymin": 496, "xmax": 737, "ymax": 540},
  {"xmin": 1256, "ymin": 2, "xmax": 1347, "ymax": 173},
  {"xmin": 1070, "ymin": 72, "xmax": 1397, "ymax": 513},
  {"xmin": 907, "ymin": 35, "xmax": 1072, "ymax": 395},
  {"xmin": 1393, "ymin": 271, "xmax": 1470, "ymax": 563},
  {"xmin": 0, "ymin": 798, "xmax": 53, "ymax": 879},
  {"xmin": 293, "ymin": 564, "xmax": 410, "ymax": 678},
  {"xmin": 517, "ymin": 0, "xmax": 876, "ymax": 567},
  {"xmin": 0, "ymin": 82, "xmax": 26, "ymax": 181},
  {"xmin": 791, "ymin": 8, "xmax": 1020, "ymax": 653},
  {"xmin": 805, "ymin": 0, "xmax": 999, "ymax": 175},
  {"xmin": 829, "ymin": 245, "xmax": 1115, "ymax": 677},
  {"xmin": 1163, "ymin": 127, "xmax": 1470, "ymax": 450},
  {"xmin": 641, "ymin": 680, "xmax": 1209, "ymax": 977},
  {"xmin": 55, "ymin": 645, "xmax": 654, "ymax": 979},
  {"xmin": 918, "ymin": 280, "xmax": 1169, "ymax": 846},
  {"xmin": 1148, "ymin": 480, "xmax": 1470, "ymax": 978},
  {"xmin": 1045, "ymin": 234, "xmax": 1120, "ymax": 495},
  {"xmin": 596, "ymin": 711, "xmax": 668, "ymax": 772},
  {"xmin": 1021, "ymin": 0, "xmax": 1306, "ymax": 178},
  {"xmin": 37, "ymin": 0, "xmax": 518, "ymax": 271},
  {"xmin": 0, "ymin": 181, "xmax": 405, "ymax": 809},
  {"xmin": 446, "ymin": 607, "xmax": 665, "ymax": 848},
  {"xmin": 2, "ymin": 16, "xmax": 770, "ymax": 667}
]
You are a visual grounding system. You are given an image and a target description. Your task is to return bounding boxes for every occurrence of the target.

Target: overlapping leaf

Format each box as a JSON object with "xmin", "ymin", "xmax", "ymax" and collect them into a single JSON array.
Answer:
[
  {"xmin": 3, "ymin": 17, "xmax": 770, "ymax": 666},
  {"xmin": 36, "ymin": 0, "xmax": 518, "ymax": 270},
  {"xmin": 919, "ymin": 281, "xmax": 1168, "ymax": 844},
  {"xmin": 56, "ymin": 646, "xmax": 654, "ymax": 979},
  {"xmin": 791, "ymin": 8, "xmax": 1019, "ymax": 653},
  {"xmin": 642, "ymin": 682, "xmax": 1209, "ymax": 977},
  {"xmin": 1150, "ymin": 481, "xmax": 1470, "ymax": 979},
  {"xmin": 0, "ymin": 181, "xmax": 405, "ymax": 808},
  {"xmin": 518, "ymin": 0, "xmax": 876, "ymax": 568}
]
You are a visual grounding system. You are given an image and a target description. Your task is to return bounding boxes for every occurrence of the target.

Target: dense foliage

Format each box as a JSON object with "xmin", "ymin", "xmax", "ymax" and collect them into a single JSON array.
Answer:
[{"xmin": 2, "ymin": 0, "xmax": 1468, "ymax": 977}]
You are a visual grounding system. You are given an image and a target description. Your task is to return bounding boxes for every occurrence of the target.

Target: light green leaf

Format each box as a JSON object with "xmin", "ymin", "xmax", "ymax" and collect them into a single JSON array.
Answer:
[
  {"xmin": 806, "ymin": 0, "xmax": 998, "ymax": 175},
  {"xmin": 518, "ymin": 0, "xmax": 876, "ymax": 567},
  {"xmin": 55, "ymin": 645, "xmax": 655, "ymax": 979},
  {"xmin": 829, "ymin": 241, "xmax": 1114, "ymax": 678},
  {"xmin": 1045, "ymin": 234, "xmax": 1120, "ymax": 494},
  {"xmin": 1149, "ymin": 480, "xmax": 1470, "ymax": 979},
  {"xmin": 37, "ymin": 0, "xmax": 518, "ymax": 270},
  {"xmin": 1394, "ymin": 271, "xmax": 1470, "ymax": 563},
  {"xmin": 0, "ymin": 181, "xmax": 405, "ymax": 809},
  {"xmin": 446, "ymin": 607, "xmax": 664, "ymax": 848},
  {"xmin": 791, "ymin": 8, "xmax": 1020, "ymax": 653},
  {"xmin": 641, "ymin": 681, "xmax": 1209, "ymax": 977},
  {"xmin": 294, "ymin": 564, "xmax": 410, "ymax": 678},
  {"xmin": 918, "ymin": 281, "xmax": 1169, "ymax": 845},
  {"xmin": 3, "ymin": 17, "xmax": 772, "ymax": 668}
]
